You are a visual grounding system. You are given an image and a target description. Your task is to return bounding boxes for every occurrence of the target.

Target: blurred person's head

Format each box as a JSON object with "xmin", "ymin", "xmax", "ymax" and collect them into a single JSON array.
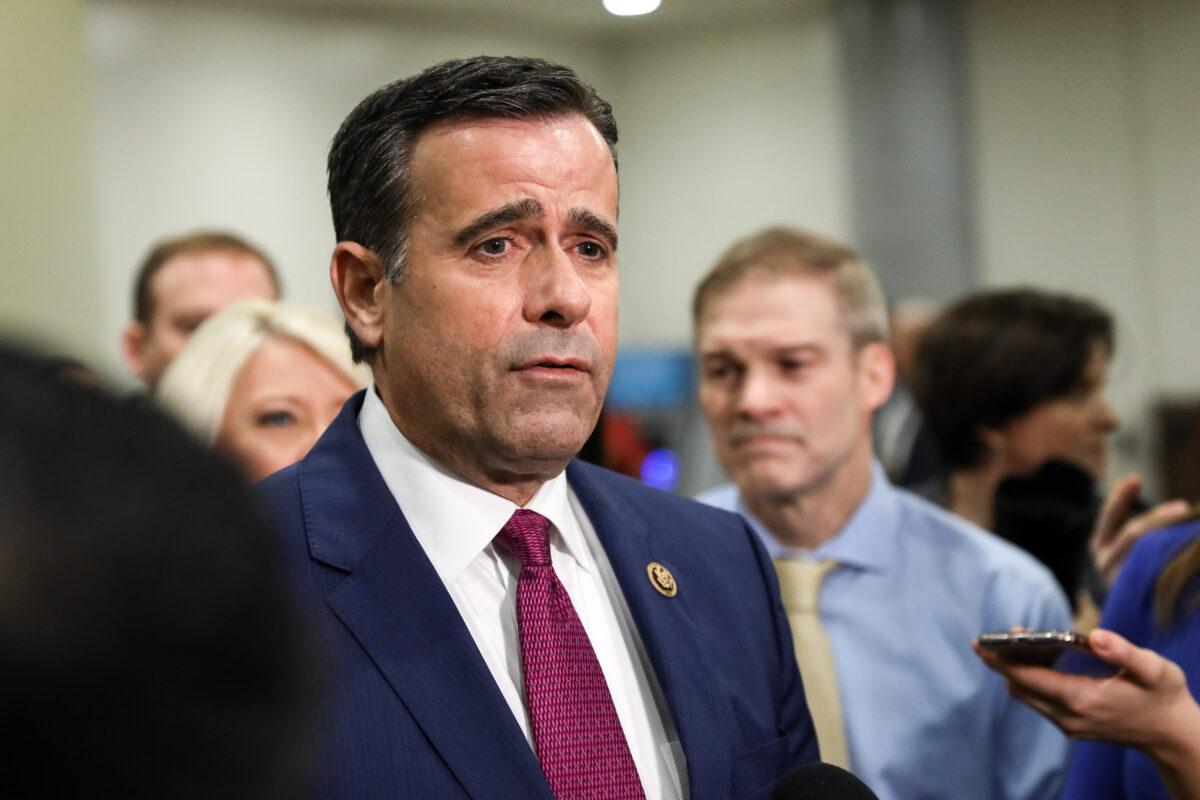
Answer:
[
  {"xmin": 912, "ymin": 287, "xmax": 1117, "ymax": 482},
  {"xmin": 0, "ymin": 344, "xmax": 312, "ymax": 798},
  {"xmin": 326, "ymin": 56, "xmax": 619, "ymax": 503},
  {"xmin": 123, "ymin": 230, "xmax": 281, "ymax": 388},
  {"xmin": 888, "ymin": 297, "xmax": 940, "ymax": 383},
  {"xmin": 693, "ymin": 227, "xmax": 894, "ymax": 532},
  {"xmin": 156, "ymin": 299, "xmax": 367, "ymax": 482},
  {"xmin": 30, "ymin": 353, "xmax": 101, "ymax": 388}
]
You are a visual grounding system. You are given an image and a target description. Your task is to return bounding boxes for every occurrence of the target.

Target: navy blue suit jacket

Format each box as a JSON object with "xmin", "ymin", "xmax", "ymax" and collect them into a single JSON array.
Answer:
[{"xmin": 259, "ymin": 392, "xmax": 818, "ymax": 798}]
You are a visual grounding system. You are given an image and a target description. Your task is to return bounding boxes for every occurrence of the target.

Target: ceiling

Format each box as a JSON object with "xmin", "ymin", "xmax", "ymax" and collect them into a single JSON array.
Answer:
[{"xmin": 169, "ymin": 0, "xmax": 825, "ymax": 38}]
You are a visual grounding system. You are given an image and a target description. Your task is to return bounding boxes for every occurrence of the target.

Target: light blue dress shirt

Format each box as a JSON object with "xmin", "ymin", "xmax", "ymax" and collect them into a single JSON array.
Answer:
[{"xmin": 698, "ymin": 462, "xmax": 1071, "ymax": 800}]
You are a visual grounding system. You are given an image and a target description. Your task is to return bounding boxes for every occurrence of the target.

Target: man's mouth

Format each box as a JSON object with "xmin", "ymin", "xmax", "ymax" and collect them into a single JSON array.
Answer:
[{"xmin": 514, "ymin": 356, "xmax": 590, "ymax": 373}]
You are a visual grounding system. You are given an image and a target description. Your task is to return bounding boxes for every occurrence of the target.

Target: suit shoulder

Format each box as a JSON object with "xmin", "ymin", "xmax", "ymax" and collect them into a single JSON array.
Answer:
[
  {"xmin": 253, "ymin": 462, "xmax": 305, "ymax": 534},
  {"xmin": 257, "ymin": 460, "xmax": 301, "ymax": 493},
  {"xmin": 569, "ymin": 460, "xmax": 749, "ymax": 532}
]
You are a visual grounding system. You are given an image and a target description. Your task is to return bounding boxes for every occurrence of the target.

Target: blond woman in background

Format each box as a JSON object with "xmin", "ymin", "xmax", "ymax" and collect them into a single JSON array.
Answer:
[{"xmin": 157, "ymin": 298, "xmax": 368, "ymax": 481}]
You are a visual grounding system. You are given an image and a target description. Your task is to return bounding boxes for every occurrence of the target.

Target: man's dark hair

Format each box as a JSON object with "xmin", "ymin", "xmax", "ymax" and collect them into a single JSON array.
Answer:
[
  {"xmin": 0, "ymin": 345, "xmax": 312, "ymax": 798},
  {"xmin": 911, "ymin": 287, "xmax": 1114, "ymax": 470},
  {"xmin": 327, "ymin": 55, "xmax": 619, "ymax": 362},
  {"xmin": 132, "ymin": 230, "xmax": 281, "ymax": 325}
]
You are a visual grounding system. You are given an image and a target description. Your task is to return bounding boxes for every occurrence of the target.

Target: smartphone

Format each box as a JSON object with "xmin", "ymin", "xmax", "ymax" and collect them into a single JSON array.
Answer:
[{"xmin": 976, "ymin": 630, "xmax": 1091, "ymax": 667}]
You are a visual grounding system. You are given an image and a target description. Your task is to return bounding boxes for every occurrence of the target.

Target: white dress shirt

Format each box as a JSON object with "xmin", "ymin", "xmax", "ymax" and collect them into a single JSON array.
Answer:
[{"xmin": 358, "ymin": 388, "xmax": 684, "ymax": 798}]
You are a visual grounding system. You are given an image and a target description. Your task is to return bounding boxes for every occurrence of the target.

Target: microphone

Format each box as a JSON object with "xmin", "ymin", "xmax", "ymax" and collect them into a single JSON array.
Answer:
[{"xmin": 771, "ymin": 762, "xmax": 880, "ymax": 799}]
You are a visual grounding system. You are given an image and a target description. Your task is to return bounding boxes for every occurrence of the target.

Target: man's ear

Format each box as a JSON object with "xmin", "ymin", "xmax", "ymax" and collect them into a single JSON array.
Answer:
[
  {"xmin": 121, "ymin": 321, "xmax": 148, "ymax": 380},
  {"xmin": 330, "ymin": 242, "xmax": 387, "ymax": 353},
  {"xmin": 856, "ymin": 341, "xmax": 897, "ymax": 413}
]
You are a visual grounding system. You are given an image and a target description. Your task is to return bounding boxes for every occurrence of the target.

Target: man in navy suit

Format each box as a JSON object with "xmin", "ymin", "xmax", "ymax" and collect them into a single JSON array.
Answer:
[{"xmin": 259, "ymin": 55, "xmax": 818, "ymax": 799}]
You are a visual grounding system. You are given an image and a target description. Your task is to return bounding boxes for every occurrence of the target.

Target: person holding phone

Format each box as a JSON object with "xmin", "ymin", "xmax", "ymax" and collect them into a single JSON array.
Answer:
[{"xmin": 977, "ymin": 516, "xmax": 1200, "ymax": 800}]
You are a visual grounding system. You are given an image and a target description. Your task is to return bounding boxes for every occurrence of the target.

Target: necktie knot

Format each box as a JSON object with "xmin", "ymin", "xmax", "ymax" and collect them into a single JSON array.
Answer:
[
  {"xmin": 774, "ymin": 558, "xmax": 837, "ymax": 614},
  {"xmin": 494, "ymin": 509, "xmax": 552, "ymax": 567}
]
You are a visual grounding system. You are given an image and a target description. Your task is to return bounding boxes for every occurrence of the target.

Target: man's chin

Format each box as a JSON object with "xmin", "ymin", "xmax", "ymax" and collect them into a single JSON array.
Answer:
[
  {"xmin": 733, "ymin": 469, "xmax": 807, "ymax": 501},
  {"xmin": 492, "ymin": 416, "xmax": 596, "ymax": 469}
]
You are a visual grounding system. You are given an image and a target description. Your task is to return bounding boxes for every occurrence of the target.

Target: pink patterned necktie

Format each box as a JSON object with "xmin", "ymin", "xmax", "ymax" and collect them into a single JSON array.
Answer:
[{"xmin": 494, "ymin": 509, "xmax": 646, "ymax": 800}]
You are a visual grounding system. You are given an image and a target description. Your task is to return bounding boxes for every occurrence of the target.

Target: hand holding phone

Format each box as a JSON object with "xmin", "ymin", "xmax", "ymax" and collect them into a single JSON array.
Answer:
[
  {"xmin": 975, "ymin": 628, "xmax": 1200, "ymax": 800},
  {"xmin": 975, "ymin": 630, "xmax": 1091, "ymax": 667},
  {"xmin": 976, "ymin": 629, "xmax": 1116, "ymax": 675}
]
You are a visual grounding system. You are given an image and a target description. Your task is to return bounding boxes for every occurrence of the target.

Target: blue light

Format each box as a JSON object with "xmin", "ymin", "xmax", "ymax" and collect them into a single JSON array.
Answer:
[
  {"xmin": 640, "ymin": 448, "xmax": 680, "ymax": 492},
  {"xmin": 607, "ymin": 349, "xmax": 695, "ymax": 411}
]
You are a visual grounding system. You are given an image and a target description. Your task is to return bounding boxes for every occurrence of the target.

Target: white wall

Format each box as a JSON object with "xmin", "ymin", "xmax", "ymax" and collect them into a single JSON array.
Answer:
[
  {"xmin": 88, "ymin": 0, "xmax": 618, "ymax": 381},
  {"xmin": 87, "ymin": 1, "xmax": 846, "ymax": 379},
  {"xmin": 0, "ymin": 1, "xmax": 101, "ymax": 362},
  {"xmin": 611, "ymin": 5, "xmax": 849, "ymax": 345},
  {"xmin": 1136, "ymin": 0, "xmax": 1200, "ymax": 398},
  {"xmin": 966, "ymin": 0, "xmax": 1200, "ymax": 491}
]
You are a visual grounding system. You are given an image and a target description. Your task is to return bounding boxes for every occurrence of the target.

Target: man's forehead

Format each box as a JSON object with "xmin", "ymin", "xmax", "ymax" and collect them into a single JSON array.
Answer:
[
  {"xmin": 697, "ymin": 275, "xmax": 852, "ymax": 351},
  {"xmin": 702, "ymin": 273, "xmax": 837, "ymax": 322},
  {"xmin": 155, "ymin": 248, "xmax": 266, "ymax": 279},
  {"xmin": 415, "ymin": 111, "xmax": 608, "ymax": 151},
  {"xmin": 151, "ymin": 250, "xmax": 274, "ymax": 308},
  {"xmin": 698, "ymin": 330, "xmax": 827, "ymax": 359},
  {"xmin": 408, "ymin": 114, "xmax": 616, "ymax": 194}
]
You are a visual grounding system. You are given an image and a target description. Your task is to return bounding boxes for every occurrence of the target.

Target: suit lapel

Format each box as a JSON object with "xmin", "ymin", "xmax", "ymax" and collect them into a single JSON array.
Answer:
[
  {"xmin": 299, "ymin": 393, "xmax": 551, "ymax": 799},
  {"xmin": 567, "ymin": 461, "xmax": 732, "ymax": 799}
]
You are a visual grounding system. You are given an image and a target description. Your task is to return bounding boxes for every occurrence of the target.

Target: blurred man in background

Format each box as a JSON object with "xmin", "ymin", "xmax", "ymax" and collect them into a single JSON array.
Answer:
[
  {"xmin": 0, "ymin": 344, "xmax": 312, "ymax": 798},
  {"xmin": 693, "ymin": 226, "xmax": 1071, "ymax": 800},
  {"xmin": 121, "ymin": 230, "xmax": 280, "ymax": 389}
]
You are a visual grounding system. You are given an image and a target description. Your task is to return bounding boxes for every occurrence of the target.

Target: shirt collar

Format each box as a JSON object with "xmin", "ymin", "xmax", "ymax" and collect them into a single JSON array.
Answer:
[
  {"xmin": 357, "ymin": 386, "xmax": 593, "ymax": 584},
  {"xmin": 738, "ymin": 461, "xmax": 899, "ymax": 573}
]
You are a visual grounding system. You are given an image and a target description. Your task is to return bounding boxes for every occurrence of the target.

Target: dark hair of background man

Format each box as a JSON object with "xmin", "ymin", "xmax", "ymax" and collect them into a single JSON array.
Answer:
[
  {"xmin": 326, "ymin": 55, "xmax": 619, "ymax": 362},
  {"xmin": 0, "ymin": 345, "xmax": 313, "ymax": 798},
  {"xmin": 132, "ymin": 230, "xmax": 282, "ymax": 325},
  {"xmin": 911, "ymin": 287, "xmax": 1114, "ymax": 470}
]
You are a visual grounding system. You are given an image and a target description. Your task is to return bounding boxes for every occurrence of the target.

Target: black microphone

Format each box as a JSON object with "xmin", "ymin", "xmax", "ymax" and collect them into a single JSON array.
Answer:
[{"xmin": 771, "ymin": 762, "xmax": 880, "ymax": 799}]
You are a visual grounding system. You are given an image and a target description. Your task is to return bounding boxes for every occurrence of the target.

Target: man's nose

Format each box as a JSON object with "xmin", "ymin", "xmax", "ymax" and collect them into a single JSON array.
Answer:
[
  {"xmin": 523, "ymin": 245, "xmax": 591, "ymax": 328},
  {"xmin": 735, "ymin": 367, "xmax": 783, "ymax": 418}
]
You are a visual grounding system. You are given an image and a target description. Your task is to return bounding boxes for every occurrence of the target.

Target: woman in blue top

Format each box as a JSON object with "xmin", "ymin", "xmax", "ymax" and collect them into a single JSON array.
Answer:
[{"xmin": 978, "ymin": 517, "xmax": 1200, "ymax": 799}]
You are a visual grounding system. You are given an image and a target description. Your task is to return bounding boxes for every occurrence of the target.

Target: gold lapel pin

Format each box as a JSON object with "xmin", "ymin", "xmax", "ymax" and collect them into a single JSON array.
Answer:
[{"xmin": 646, "ymin": 562, "xmax": 678, "ymax": 598}]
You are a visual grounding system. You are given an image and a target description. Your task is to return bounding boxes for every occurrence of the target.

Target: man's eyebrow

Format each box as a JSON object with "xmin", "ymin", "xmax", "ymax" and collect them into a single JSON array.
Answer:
[
  {"xmin": 452, "ymin": 198, "xmax": 544, "ymax": 247},
  {"xmin": 569, "ymin": 208, "xmax": 618, "ymax": 252}
]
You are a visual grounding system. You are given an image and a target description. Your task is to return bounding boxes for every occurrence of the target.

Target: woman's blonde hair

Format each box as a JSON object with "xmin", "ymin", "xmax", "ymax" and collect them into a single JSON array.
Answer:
[{"xmin": 155, "ymin": 299, "xmax": 369, "ymax": 445}]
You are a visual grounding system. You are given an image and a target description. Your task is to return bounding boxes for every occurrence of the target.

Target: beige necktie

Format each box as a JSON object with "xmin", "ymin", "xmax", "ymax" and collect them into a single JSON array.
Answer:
[{"xmin": 773, "ymin": 558, "xmax": 849, "ymax": 769}]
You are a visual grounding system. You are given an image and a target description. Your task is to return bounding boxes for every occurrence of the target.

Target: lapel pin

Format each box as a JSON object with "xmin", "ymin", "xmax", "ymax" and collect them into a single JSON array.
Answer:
[{"xmin": 646, "ymin": 562, "xmax": 678, "ymax": 598}]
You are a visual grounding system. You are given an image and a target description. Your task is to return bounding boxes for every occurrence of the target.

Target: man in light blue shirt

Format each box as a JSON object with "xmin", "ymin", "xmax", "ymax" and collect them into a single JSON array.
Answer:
[{"xmin": 692, "ymin": 226, "xmax": 1071, "ymax": 800}]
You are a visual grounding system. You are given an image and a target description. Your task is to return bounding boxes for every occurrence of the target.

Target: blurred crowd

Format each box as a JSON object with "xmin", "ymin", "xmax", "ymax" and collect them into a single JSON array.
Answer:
[{"xmin": 4, "ymin": 54, "xmax": 1199, "ymax": 800}]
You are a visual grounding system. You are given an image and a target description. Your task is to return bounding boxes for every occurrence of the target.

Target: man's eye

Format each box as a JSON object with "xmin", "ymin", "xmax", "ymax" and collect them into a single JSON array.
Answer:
[
  {"xmin": 577, "ymin": 241, "xmax": 605, "ymax": 259},
  {"xmin": 478, "ymin": 237, "xmax": 510, "ymax": 256},
  {"xmin": 256, "ymin": 411, "xmax": 295, "ymax": 428},
  {"xmin": 175, "ymin": 319, "xmax": 205, "ymax": 334},
  {"xmin": 704, "ymin": 365, "xmax": 737, "ymax": 382}
]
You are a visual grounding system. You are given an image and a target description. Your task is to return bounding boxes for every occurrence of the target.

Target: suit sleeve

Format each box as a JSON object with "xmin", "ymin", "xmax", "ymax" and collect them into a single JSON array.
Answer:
[{"xmin": 740, "ymin": 518, "xmax": 821, "ymax": 767}]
